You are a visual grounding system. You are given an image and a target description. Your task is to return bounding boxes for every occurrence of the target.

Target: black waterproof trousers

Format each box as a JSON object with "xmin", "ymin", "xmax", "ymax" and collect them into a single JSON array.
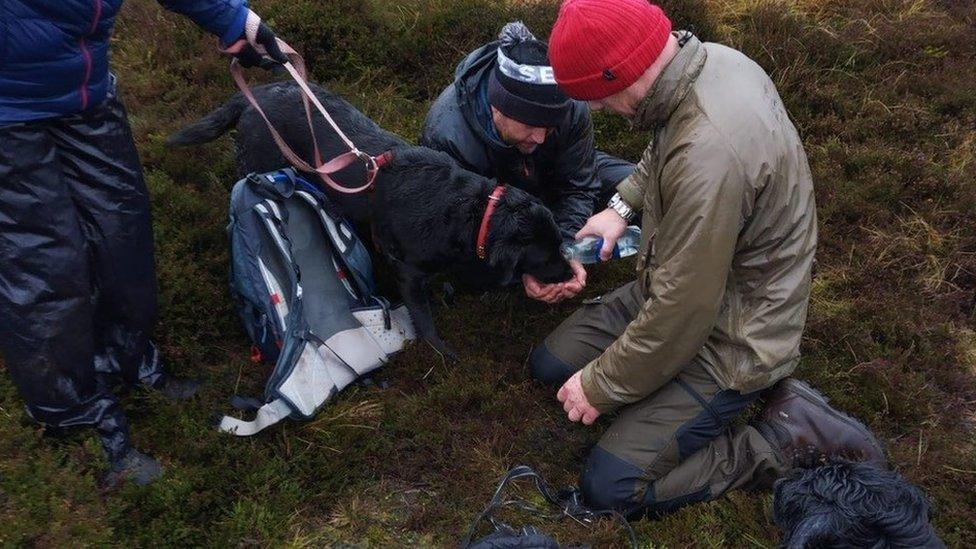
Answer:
[{"xmin": 0, "ymin": 92, "xmax": 162, "ymax": 462}]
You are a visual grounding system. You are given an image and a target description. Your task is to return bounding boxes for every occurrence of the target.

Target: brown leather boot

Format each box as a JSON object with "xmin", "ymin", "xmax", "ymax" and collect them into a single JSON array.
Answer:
[{"xmin": 756, "ymin": 378, "xmax": 887, "ymax": 469}]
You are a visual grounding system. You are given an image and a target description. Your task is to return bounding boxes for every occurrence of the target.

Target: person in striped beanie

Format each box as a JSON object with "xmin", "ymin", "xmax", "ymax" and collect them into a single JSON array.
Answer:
[
  {"xmin": 421, "ymin": 21, "xmax": 638, "ymax": 301},
  {"xmin": 531, "ymin": 0, "xmax": 887, "ymax": 521}
]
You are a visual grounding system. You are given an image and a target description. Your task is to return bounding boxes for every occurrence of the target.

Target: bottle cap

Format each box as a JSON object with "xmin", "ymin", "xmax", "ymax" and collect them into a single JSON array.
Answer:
[{"xmin": 559, "ymin": 242, "xmax": 575, "ymax": 260}]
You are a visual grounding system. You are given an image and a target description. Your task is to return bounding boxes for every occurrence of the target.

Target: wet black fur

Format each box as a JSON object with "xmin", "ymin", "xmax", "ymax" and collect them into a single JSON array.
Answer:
[
  {"xmin": 167, "ymin": 81, "xmax": 572, "ymax": 358},
  {"xmin": 773, "ymin": 461, "xmax": 944, "ymax": 548}
]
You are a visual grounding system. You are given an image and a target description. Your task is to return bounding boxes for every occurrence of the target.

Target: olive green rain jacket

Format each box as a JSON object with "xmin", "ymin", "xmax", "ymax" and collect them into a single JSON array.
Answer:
[{"xmin": 580, "ymin": 34, "xmax": 818, "ymax": 413}]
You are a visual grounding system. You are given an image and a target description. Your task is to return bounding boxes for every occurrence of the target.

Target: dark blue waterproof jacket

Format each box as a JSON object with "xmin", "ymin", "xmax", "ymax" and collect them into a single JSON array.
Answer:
[{"xmin": 0, "ymin": 0, "xmax": 248, "ymax": 123}]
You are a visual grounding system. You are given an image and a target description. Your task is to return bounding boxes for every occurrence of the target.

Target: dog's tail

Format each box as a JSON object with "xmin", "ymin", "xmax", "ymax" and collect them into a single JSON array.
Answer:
[{"xmin": 166, "ymin": 94, "xmax": 246, "ymax": 147}]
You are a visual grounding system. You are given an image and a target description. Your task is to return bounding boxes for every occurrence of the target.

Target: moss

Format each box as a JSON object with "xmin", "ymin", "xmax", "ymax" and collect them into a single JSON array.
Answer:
[{"xmin": 0, "ymin": 0, "xmax": 973, "ymax": 546}]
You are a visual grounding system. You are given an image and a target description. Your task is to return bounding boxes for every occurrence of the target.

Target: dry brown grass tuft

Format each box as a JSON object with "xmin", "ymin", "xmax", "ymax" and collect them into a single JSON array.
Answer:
[{"xmin": 864, "ymin": 209, "xmax": 975, "ymax": 294}]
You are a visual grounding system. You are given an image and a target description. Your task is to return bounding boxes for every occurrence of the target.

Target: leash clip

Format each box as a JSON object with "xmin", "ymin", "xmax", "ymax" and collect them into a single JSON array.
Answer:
[{"xmin": 354, "ymin": 149, "xmax": 379, "ymax": 173}]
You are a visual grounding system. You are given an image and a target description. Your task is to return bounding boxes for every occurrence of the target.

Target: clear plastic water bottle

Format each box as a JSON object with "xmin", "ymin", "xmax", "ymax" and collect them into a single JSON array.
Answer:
[{"xmin": 560, "ymin": 226, "xmax": 642, "ymax": 264}]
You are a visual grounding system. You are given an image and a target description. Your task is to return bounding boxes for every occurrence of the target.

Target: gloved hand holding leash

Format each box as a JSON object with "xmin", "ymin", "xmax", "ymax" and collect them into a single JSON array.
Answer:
[{"xmin": 230, "ymin": 10, "xmax": 290, "ymax": 68}]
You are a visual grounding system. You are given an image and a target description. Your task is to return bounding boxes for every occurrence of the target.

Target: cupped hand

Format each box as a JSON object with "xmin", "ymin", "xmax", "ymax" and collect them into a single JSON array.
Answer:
[
  {"xmin": 524, "ymin": 259, "xmax": 588, "ymax": 304},
  {"xmin": 523, "ymin": 274, "xmax": 565, "ymax": 304},
  {"xmin": 556, "ymin": 260, "xmax": 587, "ymax": 300}
]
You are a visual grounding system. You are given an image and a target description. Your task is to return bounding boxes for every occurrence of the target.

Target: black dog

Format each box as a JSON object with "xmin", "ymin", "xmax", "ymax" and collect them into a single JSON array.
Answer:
[
  {"xmin": 167, "ymin": 82, "xmax": 573, "ymax": 358},
  {"xmin": 773, "ymin": 461, "xmax": 944, "ymax": 548}
]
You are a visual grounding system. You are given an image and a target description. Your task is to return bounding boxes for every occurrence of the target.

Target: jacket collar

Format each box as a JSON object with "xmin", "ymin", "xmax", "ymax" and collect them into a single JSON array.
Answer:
[{"xmin": 632, "ymin": 32, "xmax": 707, "ymax": 131}]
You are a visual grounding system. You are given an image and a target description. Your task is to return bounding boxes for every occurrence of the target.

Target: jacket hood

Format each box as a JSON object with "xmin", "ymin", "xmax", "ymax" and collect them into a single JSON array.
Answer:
[{"xmin": 453, "ymin": 41, "xmax": 506, "ymax": 147}]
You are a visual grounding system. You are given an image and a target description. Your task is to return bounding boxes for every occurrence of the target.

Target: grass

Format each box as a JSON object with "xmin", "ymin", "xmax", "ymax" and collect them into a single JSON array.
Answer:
[{"xmin": 1, "ymin": 0, "xmax": 974, "ymax": 546}]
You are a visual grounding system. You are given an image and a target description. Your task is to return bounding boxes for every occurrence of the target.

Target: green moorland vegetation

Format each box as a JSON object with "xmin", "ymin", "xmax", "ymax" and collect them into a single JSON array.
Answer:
[{"xmin": 1, "ymin": 0, "xmax": 974, "ymax": 546}]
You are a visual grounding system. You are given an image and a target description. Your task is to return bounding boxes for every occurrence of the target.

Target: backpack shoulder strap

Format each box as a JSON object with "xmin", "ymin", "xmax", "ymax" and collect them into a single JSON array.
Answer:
[
  {"xmin": 216, "ymin": 398, "xmax": 292, "ymax": 436},
  {"xmin": 292, "ymin": 184, "xmax": 377, "ymax": 300}
]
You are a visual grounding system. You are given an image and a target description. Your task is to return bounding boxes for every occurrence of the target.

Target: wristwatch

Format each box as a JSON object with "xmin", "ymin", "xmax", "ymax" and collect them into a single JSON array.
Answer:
[{"xmin": 607, "ymin": 192, "xmax": 636, "ymax": 222}]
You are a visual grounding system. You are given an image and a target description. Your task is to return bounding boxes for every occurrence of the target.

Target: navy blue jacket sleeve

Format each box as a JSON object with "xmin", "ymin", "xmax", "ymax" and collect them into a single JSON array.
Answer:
[{"xmin": 157, "ymin": 0, "xmax": 249, "ymax": 45}]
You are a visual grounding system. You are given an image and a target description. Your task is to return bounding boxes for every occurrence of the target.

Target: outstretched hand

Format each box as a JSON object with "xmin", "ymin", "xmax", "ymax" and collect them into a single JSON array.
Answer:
[{"xmin": 576, "ymin": 208, "xmax": 629, "ymax": 262}]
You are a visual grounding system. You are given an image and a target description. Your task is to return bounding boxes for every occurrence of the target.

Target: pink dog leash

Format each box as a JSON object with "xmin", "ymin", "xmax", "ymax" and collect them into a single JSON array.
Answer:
[{"xmin": 222, "ymin": 12, "xmax": 388, "ymax": 193}]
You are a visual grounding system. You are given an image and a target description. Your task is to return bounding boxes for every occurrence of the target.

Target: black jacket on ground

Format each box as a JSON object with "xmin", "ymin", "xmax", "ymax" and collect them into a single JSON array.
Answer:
[{"xmin": 420, "ymin": 42, "xmax": 601, "ymax": 240}]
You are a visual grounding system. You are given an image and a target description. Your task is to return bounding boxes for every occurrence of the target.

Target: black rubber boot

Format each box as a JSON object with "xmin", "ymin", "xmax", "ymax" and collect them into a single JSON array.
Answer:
[
  {"xmin": 102, "ymin": 448, "xmax": 164, "ymax": 487},
  {"xmin": 96, "ymin": 407, "xmax": 163, "ymax": 487},
  {"xmin": 152, "ymin": 375, "xmax": 202, "ymax": 400}
]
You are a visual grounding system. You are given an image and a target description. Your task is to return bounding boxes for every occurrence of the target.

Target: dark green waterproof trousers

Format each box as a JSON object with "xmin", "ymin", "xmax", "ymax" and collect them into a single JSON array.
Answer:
[{"xmin": 530, "ymin": 280, "xmax": 789, "ymax": 517}]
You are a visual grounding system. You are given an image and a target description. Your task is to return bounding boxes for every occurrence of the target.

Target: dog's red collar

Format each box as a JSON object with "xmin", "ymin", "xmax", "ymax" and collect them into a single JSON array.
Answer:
[
  {"xmin": 374, "ymin": 149, "xmax": 395, "ymax": 169},
  {"xmin": 477, "ymin": 185, "xmax": 507, "ymax": 260}
]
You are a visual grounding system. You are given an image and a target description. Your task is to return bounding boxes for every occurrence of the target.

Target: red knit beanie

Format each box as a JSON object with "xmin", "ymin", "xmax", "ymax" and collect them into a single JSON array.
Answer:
[{"xmin": 549, "ymin": 0, "xmax": 672, "ymax": 100}]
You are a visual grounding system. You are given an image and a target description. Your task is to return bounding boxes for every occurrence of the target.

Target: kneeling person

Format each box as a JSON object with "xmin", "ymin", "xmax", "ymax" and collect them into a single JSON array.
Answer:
[
  {"xmin": 532, "ymin": 0, "xmax": 886, "ymax": 517},
  {"xmin": 421, "ymin": 22, "xmax": 633, "ymax": 298}
]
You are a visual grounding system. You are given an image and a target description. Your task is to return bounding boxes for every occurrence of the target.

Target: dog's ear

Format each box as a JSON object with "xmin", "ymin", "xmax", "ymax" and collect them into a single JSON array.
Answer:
[
  {"xmin": 487, "ymin": 234, "xmax": 523, "ymax": 274},
  {"xmin": 526, "ymin": 201, "xmax": 565, "ymax": 246},
  {"xmin": 503, "ymin": 200, "xmax": 560, "ymax": 245},
  {"xmin": 488, "ymin": 206, "xmax": 530, "ymax": 276}
]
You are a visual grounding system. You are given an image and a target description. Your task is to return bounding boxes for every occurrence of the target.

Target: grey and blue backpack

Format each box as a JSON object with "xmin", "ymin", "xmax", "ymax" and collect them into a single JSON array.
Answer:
[{"xmin": 217, "ymin": 168, "xmax": 414, "ymax": 436}]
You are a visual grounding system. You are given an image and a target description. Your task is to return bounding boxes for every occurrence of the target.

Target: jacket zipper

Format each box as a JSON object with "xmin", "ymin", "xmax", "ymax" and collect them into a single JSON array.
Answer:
[{"xmin": 78, "ymin": 0, "xmax": 103, "ymax": 111}]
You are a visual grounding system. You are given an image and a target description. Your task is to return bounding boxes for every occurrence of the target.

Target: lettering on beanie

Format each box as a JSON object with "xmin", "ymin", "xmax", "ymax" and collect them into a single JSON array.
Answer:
[{"xmin": 496, "ymin": 49, "xmax": 557, "ymax": 85}]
